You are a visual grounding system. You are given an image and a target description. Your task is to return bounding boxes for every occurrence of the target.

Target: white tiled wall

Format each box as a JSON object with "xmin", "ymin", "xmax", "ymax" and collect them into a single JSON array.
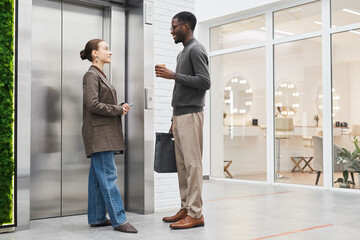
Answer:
[{"xmin": 153, "ymin": 0, "xmax": 195, "ymax": 212}]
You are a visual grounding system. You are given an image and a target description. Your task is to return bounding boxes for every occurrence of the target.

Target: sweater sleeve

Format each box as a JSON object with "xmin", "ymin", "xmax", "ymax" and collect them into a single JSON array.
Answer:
[
  {"xmin": 83, "ymin": 71, "xmax": 123, "ymax": 117},
  {"xmin": 175, "ymin": 45, "xmax": 211, "ymax": 90}
]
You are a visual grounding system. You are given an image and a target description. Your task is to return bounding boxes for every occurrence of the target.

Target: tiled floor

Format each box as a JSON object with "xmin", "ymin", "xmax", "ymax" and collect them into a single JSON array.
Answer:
[{"xmin": 1, "ymin": 179, "xmax": 360, "ymax": 240}]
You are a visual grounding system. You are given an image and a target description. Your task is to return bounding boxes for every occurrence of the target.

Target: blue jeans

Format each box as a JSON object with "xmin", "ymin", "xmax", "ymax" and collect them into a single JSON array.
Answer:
[{"xmin": 88, "ymin": 151, "xmax": 127, "ymax": 228}]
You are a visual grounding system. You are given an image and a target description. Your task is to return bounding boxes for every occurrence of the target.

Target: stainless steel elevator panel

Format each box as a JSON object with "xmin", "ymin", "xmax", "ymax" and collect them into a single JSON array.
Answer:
[
  {"xmin": 31, "ymin": 0, "xmax": 126, "ymax": 219},
  {"xmin": 61, "ymin": 2, "xmax": 103, "ymax": 216},
  {"xmin": 31, "ymin": 0, "xmax": 62, "ymax": 219},
  {"xmin": 126, "ymin": 1, "xmax": 154, "ymax": 214},
  {"xmin": 109, "ymin": 6, "xmax": 126, "ymax": 197}
]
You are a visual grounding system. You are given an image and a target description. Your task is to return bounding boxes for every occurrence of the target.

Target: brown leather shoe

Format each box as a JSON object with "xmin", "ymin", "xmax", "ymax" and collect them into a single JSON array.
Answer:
[
  {"xmin": 170, "ymin": 215, "xmax": 204, "ymax": 229},
  {"xmin": 114, "ymin": 222, "xmax": 138, "ymax": 233},
  {"xmin": 90, "ymin": 219, "xmax": 111, "ymax": 227},
  {"xmin": 162, "ymin": 209, "xmax": 187, "ymax": 222}
]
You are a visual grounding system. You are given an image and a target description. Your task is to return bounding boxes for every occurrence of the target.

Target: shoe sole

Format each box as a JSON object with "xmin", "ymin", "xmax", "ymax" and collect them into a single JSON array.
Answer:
[
  {"xmin": 170, "ymin": 223, "xmax": 205, "ymax": 229},
  {"xmin": 90, "ymin": 221, "xmax": 112, "ymax": 227},
  {"xmin": 162, "ymin": 216, "xmax": 187, "ymax": 223},
  {"xmin": 162, "ymin": 219, "xmax": 178, "ymax": 223},
  {"xmin": 115, "ymin": 230, "xmax": 138, "ymax": 233}
]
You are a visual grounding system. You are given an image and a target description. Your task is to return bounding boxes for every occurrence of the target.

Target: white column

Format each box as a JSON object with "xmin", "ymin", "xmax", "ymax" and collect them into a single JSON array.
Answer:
[
  {"xmin": 266, "ymin": 10, "xmax": 275, "ymax": 183},
  {"xmin": 322, "ymin": 0, "xmax": 333, "ymax": 189}
]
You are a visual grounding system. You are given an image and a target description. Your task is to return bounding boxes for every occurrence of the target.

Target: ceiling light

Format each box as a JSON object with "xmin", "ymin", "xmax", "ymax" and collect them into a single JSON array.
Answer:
[
  {"xmin": 274, "ymin": 29, "xmax": 294, "ymax": 36},
  {"xmin": 350, "ymin": 30, "xmax": 360, "ymax": 35},
  {"xmin": 343, "ymin": 8, "xmax": 360, "ymax": 16},
  {"xmin": 314, "ymin": 21, "xmax": 337, "ymax": 27}
]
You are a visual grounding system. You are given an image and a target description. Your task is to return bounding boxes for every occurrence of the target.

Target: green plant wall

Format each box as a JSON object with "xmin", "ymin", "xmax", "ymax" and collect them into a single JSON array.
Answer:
[{"xmin": 0, "ymin": 0, "xmax": 15, "ymax": 226}]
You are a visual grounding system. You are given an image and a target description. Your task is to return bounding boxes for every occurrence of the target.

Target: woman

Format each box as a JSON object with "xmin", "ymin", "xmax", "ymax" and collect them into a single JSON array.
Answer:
[{"xmin": 80, "ymin": 39, "xmax": 137, "ymax": 233}]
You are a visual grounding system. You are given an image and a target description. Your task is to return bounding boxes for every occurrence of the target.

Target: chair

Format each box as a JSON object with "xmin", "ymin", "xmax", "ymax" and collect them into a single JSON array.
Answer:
[
  {"xmin": 275, "ymin": 117, "xmax": 294, "ymax": 179},
  {"xmin": 312, "ymin": 136, "xmax": 354, "ymax": 185}
]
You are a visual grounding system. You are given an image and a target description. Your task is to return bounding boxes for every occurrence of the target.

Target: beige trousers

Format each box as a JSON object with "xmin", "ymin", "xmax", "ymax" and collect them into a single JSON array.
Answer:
[{"xmin": 172, "ymin": 112, "xmax": 204, "ymax": 219}]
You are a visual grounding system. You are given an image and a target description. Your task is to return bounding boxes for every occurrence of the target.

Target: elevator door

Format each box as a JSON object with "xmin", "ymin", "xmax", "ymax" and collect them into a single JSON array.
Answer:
[{"xmin": 31, "ymin": 0, "xmax": 125, "ymax": 219}]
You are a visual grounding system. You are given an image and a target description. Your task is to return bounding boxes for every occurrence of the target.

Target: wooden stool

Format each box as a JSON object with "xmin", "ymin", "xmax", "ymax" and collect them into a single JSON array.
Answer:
[
  {"xmin": 290, "ymin": 156, "xmax": 314, "ymax": 172},
  {"xmin": 290, "ymin": 157, "xmax": 304, "ymax": 172},
  {"xmin": 224, "ymin": 160, "xmax": 233, "ymax": 178},
  {"xmin": 301, "ymin": 157, "xmax": 314, "ymax": 172}
]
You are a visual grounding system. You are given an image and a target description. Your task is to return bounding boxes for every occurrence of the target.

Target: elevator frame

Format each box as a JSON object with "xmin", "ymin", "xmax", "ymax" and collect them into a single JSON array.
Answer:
[{"xmin": 16, "ymin": 0, "xmax": 154, "ymax": 230}]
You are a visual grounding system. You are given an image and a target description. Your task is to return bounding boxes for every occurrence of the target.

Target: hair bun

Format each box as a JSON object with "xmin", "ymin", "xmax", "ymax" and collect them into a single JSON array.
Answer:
[{"xmin": 80, "ymin": 50, "xmax": 87, "ymax": 60}]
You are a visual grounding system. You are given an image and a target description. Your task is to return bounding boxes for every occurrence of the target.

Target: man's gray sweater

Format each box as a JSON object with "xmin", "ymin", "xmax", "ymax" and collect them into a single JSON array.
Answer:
[{"xmin": 172, "ymin": 38, "xmax": 211, "ymax": 116}]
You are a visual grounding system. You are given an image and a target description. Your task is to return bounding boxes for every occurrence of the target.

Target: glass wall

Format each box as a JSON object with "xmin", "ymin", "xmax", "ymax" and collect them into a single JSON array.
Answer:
[
  {"xmin": 332, "ymin": 29, "xmax": 360, "ymax": 189},
  {"xmin": 210, "ymin": 15, "xmax": 266, "ymax": 51},
  {"xmin": 274, "ymin": 38, "xmax": 322, "ymax": 185},
  {"xmin": 273, "ymin": 1, "xmax": 321, "ymax": 39},
  {"xmin": 208, "ymin": 0, "xmax": 360, "ymax": 189},
  {"xmin": 211, "ymin": 48, "xmax": 267, "ymax": 181},
  {"xmin": 272, "ymin": 1, "xmax": 323, "ymax": 186},
  {"xmin": 332, "ymin": 0, "xmax": 360, "ymax": 27}
]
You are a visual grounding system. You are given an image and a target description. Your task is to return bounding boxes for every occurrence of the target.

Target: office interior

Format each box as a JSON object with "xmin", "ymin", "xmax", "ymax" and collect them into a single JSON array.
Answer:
[{"xmin": 2, "ymin": 0, "xmax": 360, "ymax": 237}]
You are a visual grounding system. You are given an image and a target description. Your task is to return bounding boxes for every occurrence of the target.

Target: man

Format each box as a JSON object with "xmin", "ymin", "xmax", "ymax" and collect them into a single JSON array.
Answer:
[{"xmin": 155, "ymin": 11, "xmax": 210, "ymax": 229}]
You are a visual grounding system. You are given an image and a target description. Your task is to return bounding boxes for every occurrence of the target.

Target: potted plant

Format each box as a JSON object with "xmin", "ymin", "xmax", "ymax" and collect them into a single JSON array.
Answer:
[
  {"xmin": 334, "ymin": 170, "xmax": 355, "ymax": 188},
  {"xmin": 335, "ymin": 137, "xmax": 360, "ymax": 188},
  {"xmin": 347, "ymin": 137, "xmax": 360, "ymax": 187}
]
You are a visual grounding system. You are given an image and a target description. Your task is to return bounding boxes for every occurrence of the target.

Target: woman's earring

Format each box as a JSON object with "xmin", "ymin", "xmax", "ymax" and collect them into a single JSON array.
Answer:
[{"xmin": 95, "ymin": 56, "xmax": 98, "ymax": 64}]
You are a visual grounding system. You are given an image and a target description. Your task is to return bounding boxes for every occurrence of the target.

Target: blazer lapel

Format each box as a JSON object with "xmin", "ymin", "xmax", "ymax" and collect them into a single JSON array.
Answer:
[{"xmin": 89, "ymin": 66, "xmax": 117, "ymax": 103}]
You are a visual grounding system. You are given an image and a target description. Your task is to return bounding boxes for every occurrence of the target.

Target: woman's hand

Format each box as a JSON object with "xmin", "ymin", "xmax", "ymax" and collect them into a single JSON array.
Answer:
[{"xmin": 122, "ymin": 103, "xmax": 130, "ymax": 115}]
